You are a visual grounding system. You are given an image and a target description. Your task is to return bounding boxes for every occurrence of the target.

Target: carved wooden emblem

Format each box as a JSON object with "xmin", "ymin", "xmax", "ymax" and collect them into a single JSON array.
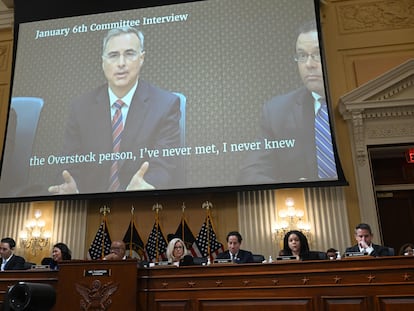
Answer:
[{"xmin": 75, "ymin": 279, "xmax": 119, "ymax": 311}]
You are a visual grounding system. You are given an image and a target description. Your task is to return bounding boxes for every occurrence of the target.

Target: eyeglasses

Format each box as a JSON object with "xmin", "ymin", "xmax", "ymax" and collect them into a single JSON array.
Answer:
[
  {"xmin": 174, "ymin": 246, "xmax": 183, "ymax": 249},
  {"xmin": 103, "ymin": 50, "xmax": 141, "ymax": 63},
  {"xmin": 294, "ymin": 52, "xmax": 321, "ymax": 63}
]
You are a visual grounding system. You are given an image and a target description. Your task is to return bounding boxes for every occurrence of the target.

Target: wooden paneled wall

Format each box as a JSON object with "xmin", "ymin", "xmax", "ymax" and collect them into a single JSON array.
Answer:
[
  {"xmin": 0, "ymin": 0, "xmax": 413, "ymax": 254},
  {"xmin": 319, "ymin": 0, "xmax": 414, "ymax": 236},
  {"xmin": 0, "ymin": 27, "xmax": 12, "ymax": 152}
]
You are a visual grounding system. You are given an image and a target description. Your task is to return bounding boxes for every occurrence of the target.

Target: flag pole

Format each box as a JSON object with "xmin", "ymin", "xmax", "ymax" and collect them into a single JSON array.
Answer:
[
  {"xmin": 99, "ymin": 205, "xmax": 111, "ymax": 259},
  {"xmin": 202, "ymin": 201, "xmax": 213, "ymax": 259},
  {"xmin": 129, "ymin": 206, "xmax": 134, "ymax": 258},
  {"xmin": 152, "ymin": 203, "xmax": 162, "ymax": 261},
  {"xmin": 181, "ymin": 202, "xmax": 186, "ymax": 240}
]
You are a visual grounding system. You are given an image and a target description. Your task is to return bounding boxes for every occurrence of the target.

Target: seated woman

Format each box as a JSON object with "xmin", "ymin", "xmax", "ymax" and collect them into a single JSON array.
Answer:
[
  {"xmin": 50, "ymin": 242, "xmax": 72, "ymax": 270},
  {"xmin": 399, "ymin": 243, "xmax": 414, "ymax": 256},
  {"xmin": 166, "ymin": 238, "xmax": 191, "ymax": 266},
  {"xmin": 281, "ymin": 230, "xmax": 326, "ymax": 261}
]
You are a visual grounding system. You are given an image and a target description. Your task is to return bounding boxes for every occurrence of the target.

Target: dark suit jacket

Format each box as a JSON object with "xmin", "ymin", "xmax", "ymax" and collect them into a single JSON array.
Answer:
[
  {"xmin": 3, "ymin": 254, "xmax": 26, "ymax": 270},
  {"xmin": 240, "ymin": 87, "xmax": 322, "ymax": 184},
  {"xmin": 61, "ymin": 79, "xmax": 181, "ymax": 193},
  {"xmin": 345, "ymin": 244, "xmax": 390, "ymax": 257},
  {"xmin": 216, "ymin": 249, "xmax": 254, "ymax": 264}
]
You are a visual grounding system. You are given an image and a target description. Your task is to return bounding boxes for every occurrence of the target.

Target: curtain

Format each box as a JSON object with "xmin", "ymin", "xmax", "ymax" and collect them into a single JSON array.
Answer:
[
  {"xmin": 0, "ymin": 202, "xmax": 31, "ymax": 257},
  {"xmin": 237, "ymin": 190, "xmax": 277, "ymax": 260},
  {"xmin": 53, "ymin": 200, "xmax": 88, "ymax": 259},
  {"xmin": 304, "ymin": 187, "xmax": 351, "ymax": 254}
]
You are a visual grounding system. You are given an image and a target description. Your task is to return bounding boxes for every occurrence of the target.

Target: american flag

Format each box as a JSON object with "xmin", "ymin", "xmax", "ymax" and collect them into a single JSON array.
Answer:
[
  {"xmin": 123, "ymin": 220, "xmax": 147, "ymax": 260},
  {"xmin": 145, "ymin": 222, "xmax": 168, "ymax": 262},
  {"xmin": 174, "ymin": 217, "xmax": 197, "ymax": 256},
  {"xmin": 88, "ymin": 219, "xmax": 112, "ymax": 260},
  {"xmin": 192, "ymin": 215, "xmax": 224, "ymax": 260}
]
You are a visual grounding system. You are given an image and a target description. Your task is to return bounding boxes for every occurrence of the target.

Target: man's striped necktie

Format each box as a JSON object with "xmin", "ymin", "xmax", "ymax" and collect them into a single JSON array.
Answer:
[
  {"xmin": 315, "ymin": 99, "xmax": 337, "ymax": 179},
  {"xmin": 109, "ymin": 99, "xmax": 124, "ymax": 191}
]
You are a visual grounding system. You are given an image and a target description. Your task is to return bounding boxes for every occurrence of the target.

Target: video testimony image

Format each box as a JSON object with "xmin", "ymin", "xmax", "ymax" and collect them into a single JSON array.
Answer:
[{"xmin": 0, "ymin": 0, "xmax": 340, "ymax": 199}]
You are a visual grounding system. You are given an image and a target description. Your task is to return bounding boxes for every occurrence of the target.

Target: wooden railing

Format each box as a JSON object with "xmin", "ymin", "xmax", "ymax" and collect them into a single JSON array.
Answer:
[
  {"xmin": 137, "ymin": 256, "xmax": 414, "ymax": 311},
  {"xmin": 1, "ymin": 256, "xmax": 413, "ymax": 311}
]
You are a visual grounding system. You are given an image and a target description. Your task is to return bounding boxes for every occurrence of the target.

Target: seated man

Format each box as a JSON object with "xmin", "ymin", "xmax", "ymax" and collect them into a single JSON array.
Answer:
[
  {"xmin": 104, "ymin": 240, "xmax": 127, "ymax": 260},
  {"xmin": 0, "ymin": 237, "xmax": 26, "ymax": 270},
  {"xmin": 216, "ymin": 231, "xmax": 254, "ymax": 264},
  {"xmin": 345, "ymin": 223, "xmax": 390, "ymax": 257}
]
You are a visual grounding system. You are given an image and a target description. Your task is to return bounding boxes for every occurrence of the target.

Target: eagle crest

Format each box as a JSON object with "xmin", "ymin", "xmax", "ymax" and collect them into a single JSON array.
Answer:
[{"xmin": 75, "ymin": 279, "xmax": 119, "ymax": 311}]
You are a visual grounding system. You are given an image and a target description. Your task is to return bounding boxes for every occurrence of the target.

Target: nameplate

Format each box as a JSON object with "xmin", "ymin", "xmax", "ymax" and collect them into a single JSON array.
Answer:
[
  {"xmin": 155, "ymin": 261, "xmax": 171, "ymax": 266},
  {"xmin": 276, "ymin": 256, "xmax": 297, "ymax": 261},
  {"xmin": 344, "ymin": 252, "xmax": 368, "ymax": 257},
  {"xmin": 84, "ymin": 269, "xmax": 111, "ymax": 276},
  {"xmin": 214, "ymin": 259, "xmax": 232, "ymax": 264},
  {"xmin": 31, "ymin": 264, "xmax": 50, "ymax": 270}
]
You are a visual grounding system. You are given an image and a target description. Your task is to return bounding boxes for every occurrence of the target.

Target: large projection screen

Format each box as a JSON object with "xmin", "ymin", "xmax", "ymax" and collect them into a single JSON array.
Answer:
[{"xmin": 0, "ymin": 0, "xmax": 346, "ymax": 201}]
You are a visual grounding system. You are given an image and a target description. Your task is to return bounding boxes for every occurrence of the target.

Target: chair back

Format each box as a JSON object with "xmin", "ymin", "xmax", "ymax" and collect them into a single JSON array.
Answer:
[
  {"xmin": 387, "ymin": 247, "xmax": 395, "ymax": 256},
  {"xmin": 308, "ymin": 251, "xmax": 328, "ymax": 260},
  {"xmin": 193, "ymin": 257, "xmax": 208, "ymax": 265},
  {"xmin": 173, "ymin": 92, "xmax": 186, "ymax": 186},
  {"xmin": 1, "ymin": 97, "xmax": 44, "ymax": 195},
  {"xmin": 174, "ymin": 92, "xmax": 186, "ymax": 147},
  {"xmin": 252, "ymin": 254, "xmax": 265, "ymax": 263}
]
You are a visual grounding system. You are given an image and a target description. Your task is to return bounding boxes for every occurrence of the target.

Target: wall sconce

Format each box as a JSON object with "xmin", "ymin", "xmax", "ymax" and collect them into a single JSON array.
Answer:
[
  {"xmin": 19, "ymin": 210, "xmax": 51, "ymax": 255},
  {"xmin": 274, "ymin": 198, "xmax": 312, "ymax": 242}
]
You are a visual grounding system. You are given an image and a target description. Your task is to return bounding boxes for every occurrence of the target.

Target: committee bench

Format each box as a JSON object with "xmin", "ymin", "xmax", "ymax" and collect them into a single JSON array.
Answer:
[{"xmin": 1, "ymin": 256, "xmax": 413, "ymax": 311}]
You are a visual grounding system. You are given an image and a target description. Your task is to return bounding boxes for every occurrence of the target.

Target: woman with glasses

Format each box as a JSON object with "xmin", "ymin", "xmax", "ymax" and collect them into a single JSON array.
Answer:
[{"xmin": 166, "ymin": 238, "xmax": 188, "ymax": 265}]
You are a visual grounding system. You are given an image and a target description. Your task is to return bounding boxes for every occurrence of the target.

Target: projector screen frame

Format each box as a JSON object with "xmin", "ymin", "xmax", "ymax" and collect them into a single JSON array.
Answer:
[{"xmin": 0, "ymin": 0, "xmax": 347, "ymax": 203}]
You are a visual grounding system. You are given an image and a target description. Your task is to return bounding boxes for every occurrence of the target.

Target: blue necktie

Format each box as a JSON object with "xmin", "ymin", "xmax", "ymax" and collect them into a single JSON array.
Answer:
[{"xmin": 315, "ymin": 99, "xmax": 337, "ymax": 179}]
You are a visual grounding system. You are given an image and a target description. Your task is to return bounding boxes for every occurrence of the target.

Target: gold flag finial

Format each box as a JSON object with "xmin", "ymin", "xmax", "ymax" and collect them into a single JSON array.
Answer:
[
  {"xmin": 99, "ymin": 205, "xmax": 111, "ymax": 215},
  {"xmin": 152, "ymin": 203, "xmax": 163, "ymax": 213},
  {"xmin": 202, "ymin": 201, "xmax": 213, "ymax": 210}
]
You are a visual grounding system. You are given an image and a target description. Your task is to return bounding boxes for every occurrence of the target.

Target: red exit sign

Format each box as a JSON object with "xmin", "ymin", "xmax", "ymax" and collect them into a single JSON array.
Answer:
[{"xmin": 406, "ymin": 149, "xmax": 414, "ymax": 163}]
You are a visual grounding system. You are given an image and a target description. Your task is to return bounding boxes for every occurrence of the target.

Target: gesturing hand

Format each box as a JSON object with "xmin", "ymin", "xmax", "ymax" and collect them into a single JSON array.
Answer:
[
  {"xmin": 126, "ymin": 161, "xmax": 155, "ymax": 190},
  {"xmin": 48, "ymin": 170, "xmax": 79, "ymax": 194}
]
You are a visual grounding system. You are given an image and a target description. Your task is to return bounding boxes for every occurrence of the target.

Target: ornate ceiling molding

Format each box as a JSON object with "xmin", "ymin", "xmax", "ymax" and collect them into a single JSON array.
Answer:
[{"xmin": 337, "ymin": 0, "xmax": 414, "ymax": 33}]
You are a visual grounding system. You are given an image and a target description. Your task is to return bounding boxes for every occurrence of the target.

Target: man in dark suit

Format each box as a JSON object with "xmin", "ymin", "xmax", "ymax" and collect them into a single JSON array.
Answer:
[
  {"xmin": 0, "ymin": 237, "xmax": 26, "ymax": 271},
  {"xmin": 345, "ymin": 223, "xmax": 390, "ymax": 257},
  {"xmin": 216, "ymin": 231, "xmax": 254, "ymax": 264},
  {"xmin": 239, "ymin": 20, "xmax": 337, "ymax": 184},
  {"xmin": 48, "ymin": 26, "xmax": 181, "ymax": 194}
]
